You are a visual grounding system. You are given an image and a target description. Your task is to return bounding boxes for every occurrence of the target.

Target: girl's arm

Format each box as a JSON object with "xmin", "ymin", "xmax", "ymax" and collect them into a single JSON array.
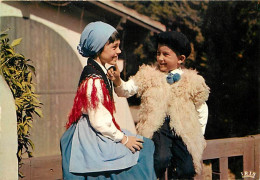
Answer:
[
  {"xmin": 107, "ymin": 64, "xmax": 138, "ymax": 98},
  {"xmin": 86, "ymin": 78, "xmax": 143, "ymax": 152},
  {"xmin": 86, "ymin": 78, "xmax": 124, "ymax": 142}
]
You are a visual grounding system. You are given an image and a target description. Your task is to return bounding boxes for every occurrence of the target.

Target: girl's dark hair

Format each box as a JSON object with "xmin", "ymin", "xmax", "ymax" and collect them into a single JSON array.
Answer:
[
  {"xmin": 108, "ymin": 31, "xmax": 120, "ymax": 44},
  {"xmin": 91, "ymin": 31, "xmax": 120, "ymax": 59}
]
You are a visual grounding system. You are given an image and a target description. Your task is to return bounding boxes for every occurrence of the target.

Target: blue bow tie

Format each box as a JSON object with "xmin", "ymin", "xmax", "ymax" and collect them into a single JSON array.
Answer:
[{"xmin": 166, "ymin": 73, "xmax": 181, "ymax": 84}]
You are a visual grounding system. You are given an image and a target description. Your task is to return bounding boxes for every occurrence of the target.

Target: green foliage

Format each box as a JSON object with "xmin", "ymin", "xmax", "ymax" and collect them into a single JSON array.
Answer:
[
  {"xmin": 0, "ymin": 30, "xmax": 42, "ymax": 177},
  {"xmin": 124, "ymin": 1, "xmax": 207, "ymax": 42},
  {"xmin": 121, "ymin": 1, "xmax": 208, "ymax": 70}
]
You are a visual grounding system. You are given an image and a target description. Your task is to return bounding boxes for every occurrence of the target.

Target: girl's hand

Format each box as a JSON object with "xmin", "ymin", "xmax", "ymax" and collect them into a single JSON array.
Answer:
[
  {"xmin": 107, "ymin": 64, "xmax": 121, "ymax": 86},
  {"xmin": 121, "ymin": 135, "xmax": 144, "ymax": 153}
]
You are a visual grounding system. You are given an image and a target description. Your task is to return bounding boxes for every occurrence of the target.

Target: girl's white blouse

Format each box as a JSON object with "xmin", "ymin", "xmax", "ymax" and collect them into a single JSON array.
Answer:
[{"xmin": 84, "ymin": 61, "xmax": 124, "ymax": 142}]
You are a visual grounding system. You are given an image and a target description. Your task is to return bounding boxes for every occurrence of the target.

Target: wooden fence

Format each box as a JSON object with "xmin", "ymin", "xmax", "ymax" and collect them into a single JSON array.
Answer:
[
  {"xmin": 196, "ymin": 134, "xmax": 260, "ymax": 180},
  {"xmin": 20, "ymin": 134, "xmax": 260, "ymax": 180}
]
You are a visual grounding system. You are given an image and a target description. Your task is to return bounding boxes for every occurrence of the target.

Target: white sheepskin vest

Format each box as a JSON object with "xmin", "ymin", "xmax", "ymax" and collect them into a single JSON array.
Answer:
[{"xmin": 131, "ymin": 64, "xmax": 210, "ymax": 174}]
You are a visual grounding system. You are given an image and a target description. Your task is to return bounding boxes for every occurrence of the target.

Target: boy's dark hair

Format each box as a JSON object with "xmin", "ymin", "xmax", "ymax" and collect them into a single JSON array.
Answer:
[
  {"xmin": 91, "ymin": 31, "xmax": 120, "ymax": 59},
  {"xmin": 156, "ymin": 31, "xmax": 191, "ymax": 58}
]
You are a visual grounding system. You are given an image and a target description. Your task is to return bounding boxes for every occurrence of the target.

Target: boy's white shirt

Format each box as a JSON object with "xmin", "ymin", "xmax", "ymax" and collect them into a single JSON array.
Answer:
[
  {"xmin": 114, "ymin": 68, "xmax": 208, "ymax": 135},
  {"xmin": 84, "ymin": 61, "xmax": 124, "ymax": 142}
]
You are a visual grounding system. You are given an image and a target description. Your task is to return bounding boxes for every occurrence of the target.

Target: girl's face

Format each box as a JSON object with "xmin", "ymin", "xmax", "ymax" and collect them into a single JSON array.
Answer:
[
  {"xmin": 156, "ymin": 44, "xmax": 185, "ymax": 72},
  {"xmin": 98, "ymin": 40, "xmax": 121, "ymax": 66}
]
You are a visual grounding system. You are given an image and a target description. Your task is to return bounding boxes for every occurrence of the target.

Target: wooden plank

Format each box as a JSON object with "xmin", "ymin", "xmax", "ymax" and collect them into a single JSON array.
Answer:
[
  {"xmin": 30, "ymin": 156, "xmax": 62, "ymax": 180},
  {"xmin": 242, "ymin": 136, "xmax": 255, "ymax": 180},
  {"xmin": 89, "ymin": 1, "xmax": 165, "ymax": 33},
  {"xmin": 243, "ymin": 136, "xmax": 255, "ymax": 173},
  {"xmin": 253, "ymin": 135, "xmax": 260, "ymax": 180},
  {"xmin": 220, "ymin": 157, "xmax": 228, "ymax": 180},
  {"xmin": 19, "ymin": 156, "xmax": 62, "ymax": 180},
  {"xmin": 203, "ymin": 138, "xmax": 245, "ymax": 159}
]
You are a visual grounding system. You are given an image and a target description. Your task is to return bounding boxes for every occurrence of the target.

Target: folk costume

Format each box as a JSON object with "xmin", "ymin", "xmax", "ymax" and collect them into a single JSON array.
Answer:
[
  {"xmin": 60, "ymin": 22, "xmax": 156, "ymax": 180},
  {"xmin": 114, "ymin": 65, "xmax": 210, "ymax": 179}
]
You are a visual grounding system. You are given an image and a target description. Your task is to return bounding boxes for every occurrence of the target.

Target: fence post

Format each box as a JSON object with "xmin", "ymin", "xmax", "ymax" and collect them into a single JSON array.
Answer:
[
  {"xmin": 254, "ymin": 135, "xmax": 260, "ymax": 180},
  {"xmin": 220, "ymin": 157, "xmax": 228, "ymax": 179},
  {"xmin": 243, "ymin": 136, "xmax": 255, "ymax": 180}
]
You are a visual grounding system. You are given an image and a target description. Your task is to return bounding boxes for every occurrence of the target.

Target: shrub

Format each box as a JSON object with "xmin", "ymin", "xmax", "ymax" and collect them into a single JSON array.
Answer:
[{"xmin": 0, "ymin": 29, "xmax": 42, "ymax": 177}]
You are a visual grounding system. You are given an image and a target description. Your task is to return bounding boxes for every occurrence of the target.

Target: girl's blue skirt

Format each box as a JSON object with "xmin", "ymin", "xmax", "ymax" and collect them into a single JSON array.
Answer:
[{"xmin": 60, "ymin": 115, "xmax": 156, "ymax": 180}]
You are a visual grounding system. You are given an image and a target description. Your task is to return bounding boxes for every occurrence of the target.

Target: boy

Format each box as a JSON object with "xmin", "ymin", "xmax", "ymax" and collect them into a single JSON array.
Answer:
[{"xmin": 108, "ymin": 31, "xmax": 210, "ymax": 179}]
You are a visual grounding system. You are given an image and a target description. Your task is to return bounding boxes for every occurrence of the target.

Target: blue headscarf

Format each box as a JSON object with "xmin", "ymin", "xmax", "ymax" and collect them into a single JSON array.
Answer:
[{"xmin": 77, "ymin": 21, "xmax": 117, "ymax": 57}]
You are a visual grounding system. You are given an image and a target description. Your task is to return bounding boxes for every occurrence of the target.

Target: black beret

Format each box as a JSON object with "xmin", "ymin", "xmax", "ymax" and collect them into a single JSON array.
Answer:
[{"xmin": 156, "ymin": 31, "xmax": 191, "ymax": 58}]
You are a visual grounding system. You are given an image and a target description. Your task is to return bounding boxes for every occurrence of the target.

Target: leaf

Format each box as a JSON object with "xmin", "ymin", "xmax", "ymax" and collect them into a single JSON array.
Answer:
[
  {"xmin": 21, "ymin": 82, "xmax": 28, "ymax": 88},
  {"xmin": 31, "ymin": 85, "xmax": 36, "ymax": 92},
  {"xmin": 27, "ymin": 72, "xmax": 32, "ymax": 82},
  {"xmin": 15, "ymin": 104, "xmax": 19, "ymax": 111},
  {"xmin": 2, "ymin": 66, "xmax": 11, "ymax": 76},
  {"xmin": 13, "ymin": 80, "xmax": 23, "ymax": 89},
  {"xmin": 0, "ymin": 28, "xmax": 10, "ymax": 35},
  {"xmin": 32, "ymin": 96, "xmax": 40, "ymax": 105},
  {"xmin": 26, "ymin": 121, "xmax": 33, "ymax": 128},
  {"xmin": 17, "ymin": 149, "xmax": 22, "ymax": 158},
  {"xmin": 19, "ymin": 171, "xmax": 25, "ymax": 178},
  {"xmin": 27, "ymin": 64, "xmax": 35, "ymax": 74},
  {"xmin": 27, "ymin": 139, "xmax": 34, "ymax": 150},
  {"xmin": 24, "ymin": 124, "xmax": 28, "ymax": 135},
  {"xmin": 0, "ymin": 33, "xmax": 8, "ymax": 40},
  {"xmin": 18, "ymin": 123, "xmax": 24, "ymax": 130},
  {"xmin": 14, "ymin": 54, "xmax": 24, "ymax": 59},
  {"xmin": 15, "ymin": 98, "xmax": 23, "ymax": 108},
  {"xmin": 6, "ymin": 48, "xmax": 14, "ymax": 55},
  {"xmin": 11, "ymin": 38, "xmax": 22, "ymax": 47},
  {"xmin": 12, "ymin": 88, "xmax": 16, "ymax": 95},
  {"xmin": 0, "ymin": 58, "xmax": 12, "ymax": 68},
  {"xmin": 28, "ymin": 151, "xmax": 33, "ymax": 158},
  {"xmin": 34, "ymin": 108, "xmax": 43, "ymax": 117}
]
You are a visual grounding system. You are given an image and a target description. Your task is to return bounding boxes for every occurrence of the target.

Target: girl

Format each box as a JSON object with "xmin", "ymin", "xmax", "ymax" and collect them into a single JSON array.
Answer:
[
  {"xmin": 60, "ymin": 21, "xmax": 156, "ymax": 180},
  {"xmin": 108, "ymin": 31, "xmax": 210, "ymax": 179}
]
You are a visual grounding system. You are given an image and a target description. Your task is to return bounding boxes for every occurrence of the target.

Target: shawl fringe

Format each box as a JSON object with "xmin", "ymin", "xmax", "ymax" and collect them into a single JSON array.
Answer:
[{"xmin": 66, "ymin": 77, "xmax": 119, "ymax": 130}]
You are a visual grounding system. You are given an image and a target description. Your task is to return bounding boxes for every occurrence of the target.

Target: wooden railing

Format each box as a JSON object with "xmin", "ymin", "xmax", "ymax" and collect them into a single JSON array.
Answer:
[
  {"xmin": 20, "ymin": 134, "xmax": 260, "ymax": 180},
  {"xmin": 196, "ymin": 134, "xmax": 260, "ymax": 180}
]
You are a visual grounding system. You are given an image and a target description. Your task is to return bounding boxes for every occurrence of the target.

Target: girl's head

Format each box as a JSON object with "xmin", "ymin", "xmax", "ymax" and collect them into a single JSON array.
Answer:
[
  {"xmin": 156, "ymin": 31, "xmax": 191, "ymax": 72},
  {"xmin": 77, "ymin": 21, "xmax": 121, "ymax": 66}
]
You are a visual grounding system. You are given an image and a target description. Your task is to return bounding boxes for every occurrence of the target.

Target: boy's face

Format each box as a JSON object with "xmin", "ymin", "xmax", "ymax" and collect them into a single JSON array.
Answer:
[
  {"xmin": 99, "ymin": 40, "xmax": 121, "ymax": 66},
  {"xmin": 156, "ymin": 44, "xmax": 184, "ymax": 72}
]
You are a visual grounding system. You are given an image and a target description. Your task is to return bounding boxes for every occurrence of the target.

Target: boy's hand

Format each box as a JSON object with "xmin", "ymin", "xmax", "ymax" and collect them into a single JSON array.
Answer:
[{"xmin": 107, "ymin": 64, "xmax": 121, "ymax": 86}]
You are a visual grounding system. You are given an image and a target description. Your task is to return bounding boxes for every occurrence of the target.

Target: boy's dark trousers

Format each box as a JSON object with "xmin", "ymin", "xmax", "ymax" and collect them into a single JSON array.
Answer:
[{"xmin": 152, "ymin": 117, "xmax": 196, "ymax": 180}]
